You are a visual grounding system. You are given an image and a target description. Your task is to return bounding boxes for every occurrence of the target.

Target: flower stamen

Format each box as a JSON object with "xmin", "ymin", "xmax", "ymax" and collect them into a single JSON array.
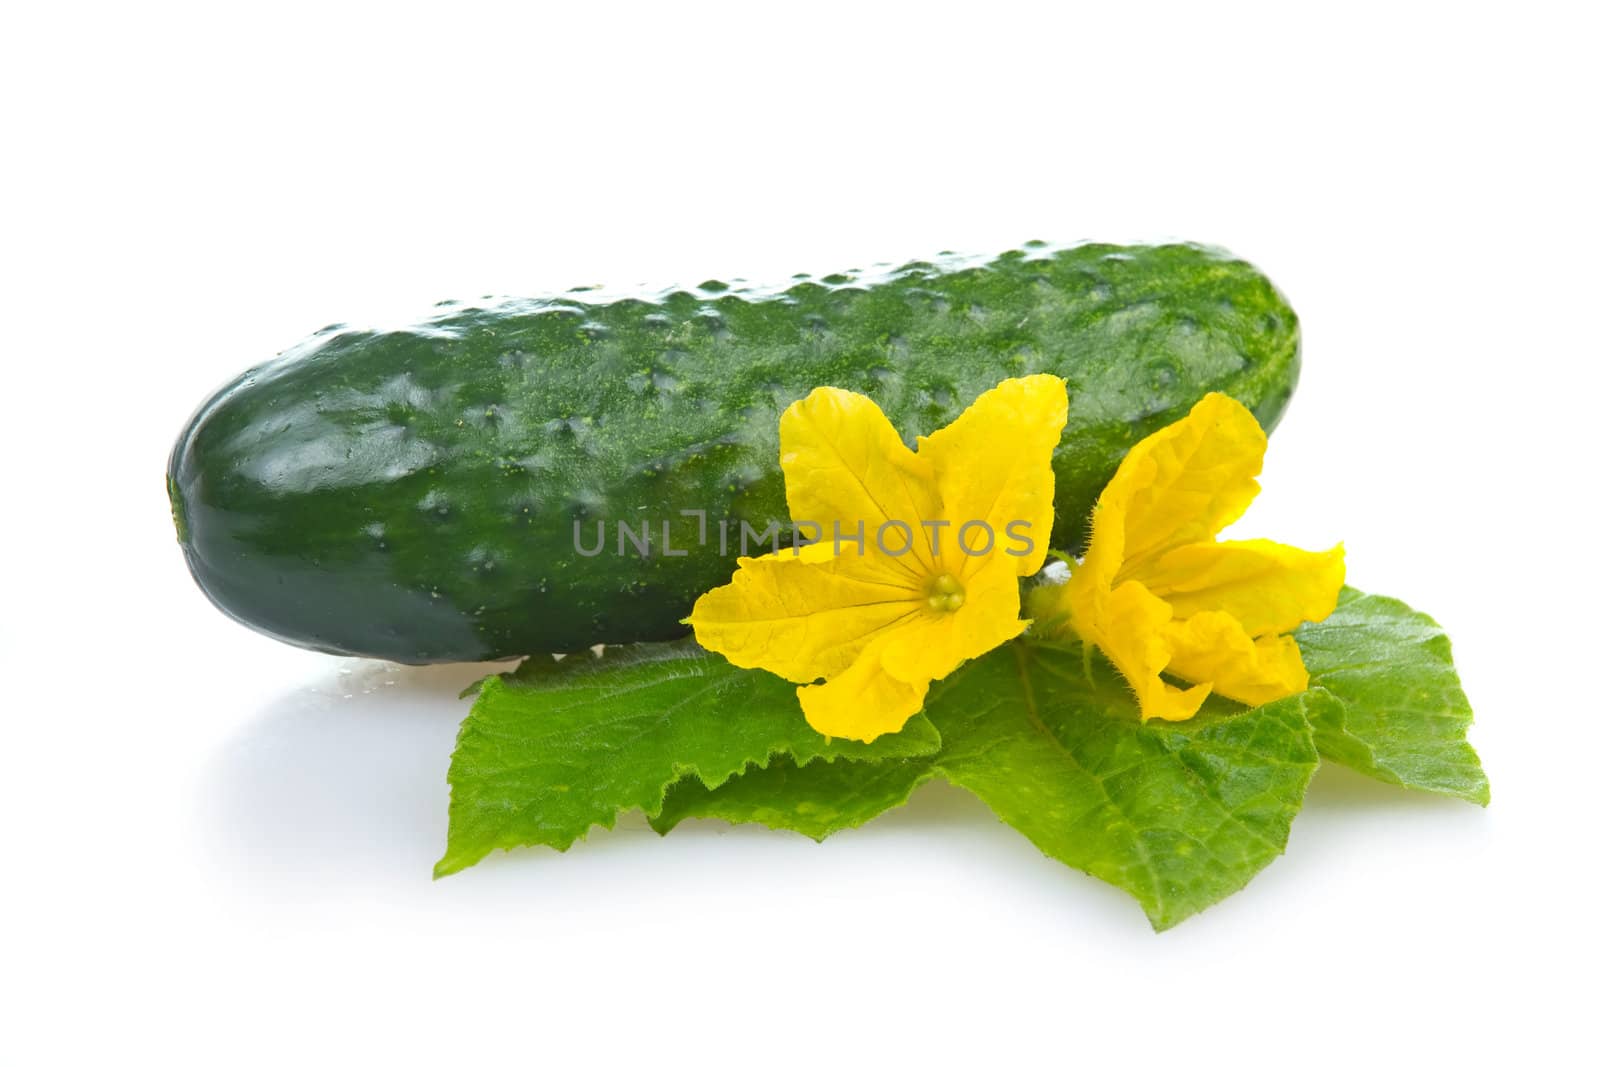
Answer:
[{"xmin": 925, "ymin": 573, "xmax": 966, "ymax": 613}]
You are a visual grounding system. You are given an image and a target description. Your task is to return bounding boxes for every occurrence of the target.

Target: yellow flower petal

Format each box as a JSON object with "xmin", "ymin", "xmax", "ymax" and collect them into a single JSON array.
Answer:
[
  {"xmin": 877, "ymin": 558, "xmax": 1028, "ymax": 684},
  {"xmin": 685, "ymin": 549, "xmax": 922, "ymax": 685},
  {"xmin": 798, "ymin": 633, "xmax": 930, "ymax": 742},
  {"xmin": 787, "ymin": 535, "xmax": 927, "ymax": 592},
  {"xmin": 779, "ymin": 386, "xmax": 942, "ymax": 575},
  {"xmin": 690, "ymin": 375, "xmax": 1073, "ymax": 741},
  {"xmin": 1165, "ymin": 611, "xmax": 1309, "ymax": 706},
  {"xmin": 1059, "ymin": 391, "xmax": 1339, "ymax": 721},
  {"xmin": 917, "ymin": 374, "xmax": 1069, "ymax": 578},
  {"xmin": 1097, "ymin": 392, "xmax": 1266, "ymax": 573},
  {"xmin": 1070, "ymin": 578, "xmax": 1211, "ymax": 722},
  {"xmin": 1127, "ymin": 539, "xmax": 1346, "ymax": 637}
]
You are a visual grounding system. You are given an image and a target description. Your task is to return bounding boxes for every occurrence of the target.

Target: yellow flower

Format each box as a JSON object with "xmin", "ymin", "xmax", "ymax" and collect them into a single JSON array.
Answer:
[
  {"xmin": 686, "ymin": 375, "xmax": 1070, "ymax": 742},
  {"xmin": 1031, "ymin": 392, "xmax": 1344, "ymax": 721}
]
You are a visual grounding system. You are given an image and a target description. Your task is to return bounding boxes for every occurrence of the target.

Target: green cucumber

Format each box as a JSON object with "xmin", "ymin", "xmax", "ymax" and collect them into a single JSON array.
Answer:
[{"xmin": 168, "ymin": 241, "xmax": 1299, "ymax": 663}]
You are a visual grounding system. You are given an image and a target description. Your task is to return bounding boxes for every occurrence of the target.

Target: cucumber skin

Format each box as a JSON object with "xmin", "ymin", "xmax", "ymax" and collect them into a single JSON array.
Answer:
[{"xmin": 168, "ymin": 242, "xmax": 1299, "ymax": 664}]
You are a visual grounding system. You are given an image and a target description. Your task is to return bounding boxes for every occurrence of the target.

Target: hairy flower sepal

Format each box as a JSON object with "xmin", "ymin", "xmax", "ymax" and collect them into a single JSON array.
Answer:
[
  {"xmin": 686, "ymin": 375, "xmax": 1070, "ymax": 742},
  {"xmin": 1031, "ymin": 392, "xmax": 1344, "ymax": 722}
]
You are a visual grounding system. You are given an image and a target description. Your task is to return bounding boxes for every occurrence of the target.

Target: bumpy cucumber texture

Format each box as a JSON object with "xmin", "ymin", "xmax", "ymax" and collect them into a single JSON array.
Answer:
[{"xmin": 168, "ymin": 242, "xmax": 1299, "ymax": 663}]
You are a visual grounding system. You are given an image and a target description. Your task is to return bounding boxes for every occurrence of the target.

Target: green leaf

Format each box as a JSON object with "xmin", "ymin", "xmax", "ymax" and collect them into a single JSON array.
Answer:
[
  {"xmin": 934, "ymin": 649, "xmax": 1321, "ymax": 929},
  {"xmin": 1296, "ymin": 587, "xmax": 1489, "ymax": 805},
  {"xmin": 653, "ymin": 754, "xmax": 933, "ymax": 840},
  {"xmin": 659, "ymin": 642, "xmax": 1320, "ymax": 930},
  {"xmin": 435, "ymin": 641, "xmax": 941, "ymax": 876},
  {"xmin": 447, "ymin": 586, "xmax": 1485, "ymax": 925}
]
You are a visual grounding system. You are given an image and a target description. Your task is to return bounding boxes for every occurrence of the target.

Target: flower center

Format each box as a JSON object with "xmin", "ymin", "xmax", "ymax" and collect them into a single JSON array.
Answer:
[{"xmin": 925, "ymin": 573, "xmax": 966, "ymax": 613}]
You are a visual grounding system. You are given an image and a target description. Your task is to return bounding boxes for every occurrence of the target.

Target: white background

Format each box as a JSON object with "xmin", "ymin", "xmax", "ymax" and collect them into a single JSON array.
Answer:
[{"xmin": 4, "ymin": 2, "xmax": 1596, "ymax": 1063}]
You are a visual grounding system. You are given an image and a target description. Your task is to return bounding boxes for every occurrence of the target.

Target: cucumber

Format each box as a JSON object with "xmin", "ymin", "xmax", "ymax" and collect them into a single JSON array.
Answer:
[{"xmin": 168, "ymin": 242, "xmax": 1299, "ymax": 663}]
